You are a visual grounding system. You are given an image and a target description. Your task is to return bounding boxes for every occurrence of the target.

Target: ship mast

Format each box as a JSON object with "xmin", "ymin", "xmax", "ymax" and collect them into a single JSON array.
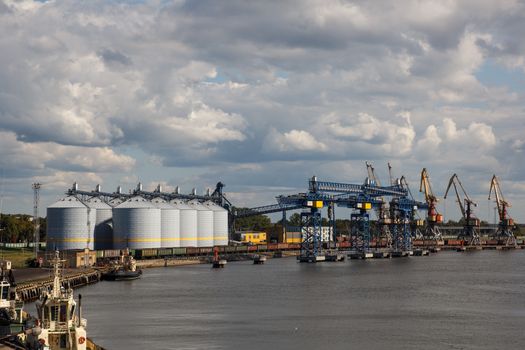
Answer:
[{"xmin": 52, "ymin": 250, "xmax": 63, "ymax": 298}]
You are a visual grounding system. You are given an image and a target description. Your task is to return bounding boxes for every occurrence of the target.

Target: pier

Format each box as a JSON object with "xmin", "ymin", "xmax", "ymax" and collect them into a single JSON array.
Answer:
[{"xmin": 14, "ymin": 269, "xmax": 100, "ymax": 303}]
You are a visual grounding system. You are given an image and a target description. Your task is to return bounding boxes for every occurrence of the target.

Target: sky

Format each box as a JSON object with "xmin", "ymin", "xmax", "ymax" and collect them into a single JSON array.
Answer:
[{"xmin": 0, "ymin": 0, "xmax": 525, "ymax": 223}]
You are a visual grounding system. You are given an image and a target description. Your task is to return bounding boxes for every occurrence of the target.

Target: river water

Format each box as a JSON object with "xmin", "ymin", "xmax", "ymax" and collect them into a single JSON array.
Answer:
[{"xmin": 34, "ymin": 250, "xmax": 525, "ymax": 349}]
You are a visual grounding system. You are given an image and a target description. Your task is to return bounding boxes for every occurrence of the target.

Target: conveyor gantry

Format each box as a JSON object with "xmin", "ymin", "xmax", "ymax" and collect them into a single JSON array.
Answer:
[{"xmin": 309, "ymin": 178, "xmax": 407, "ymax": 197}]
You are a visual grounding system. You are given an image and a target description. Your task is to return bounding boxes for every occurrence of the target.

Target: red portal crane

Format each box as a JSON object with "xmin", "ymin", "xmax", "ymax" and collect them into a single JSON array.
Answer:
[{"xmin": 419, "ymin": 168, "xmax": 442, "ymax": 240}]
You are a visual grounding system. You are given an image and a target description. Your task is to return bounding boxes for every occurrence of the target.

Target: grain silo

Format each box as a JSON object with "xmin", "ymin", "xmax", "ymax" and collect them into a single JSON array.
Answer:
[
  {"xmin": 205, "ymin": 201, "xmax": 229, "ymax": 246},
  {"xmin": 113, "ymin": 196, "xmax": 161, "ymax": 249},
  {"xmin": 170, "ymin": 200, "xmax": 197, "ymax": 247},
  {"xmin": 46, "ymin": 196, "xmax": 95, "ymax": 251},
  {"xmin": 151, "ymin": 197, "xmax": 180, "ymax": 248},
  {"xmin": 187, "ymin": 200, "xmax": 214, "ymax": 247},
  {"xmin": 86, "ymin": 198, "xmax": 113, "ymax": 250}
]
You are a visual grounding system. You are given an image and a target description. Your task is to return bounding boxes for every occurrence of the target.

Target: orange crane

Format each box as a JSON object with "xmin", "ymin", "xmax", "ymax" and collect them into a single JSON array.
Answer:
[
  {"xmin": 419, "ymin": 168, "xmax": 442, "ymax": 240},
  {"xmin": 488, "ymin": 175, "xmax": 516, "ymax": 245},
  {"xmin": 444, "ymin": 174, "xmax": 480, "ymax": 245}
]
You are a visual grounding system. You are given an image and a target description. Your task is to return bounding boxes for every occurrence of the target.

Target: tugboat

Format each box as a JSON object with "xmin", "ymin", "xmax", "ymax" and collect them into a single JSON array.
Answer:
[
  {"xmin": 211, "ymin": 247, "xmax": 227, "ymax": 268},
  {"xmin": 101, "ymin": 250, "xmax": 142, "ymax": 281},
  {"xmin": 0, "ymin": 261, "xmax": 25, "ymax": 336},
  {"xmin": 26, "ymin": 251, "xmax": 88, "ymax": 350},
  {"xmin": 253, "ymin": 254, "xmax": 267, "ymax": 265}
]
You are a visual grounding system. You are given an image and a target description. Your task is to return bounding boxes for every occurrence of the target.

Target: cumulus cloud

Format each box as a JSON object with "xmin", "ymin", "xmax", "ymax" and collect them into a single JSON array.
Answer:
[
  {"xmin": 0, "ymin": 131, "xmax": 135, "ymax": 177},
  {"xmin": 0, "ymin": 0, "xmax": 525, "ymax": 218},
  {"xmin": 326, "ymin": 112, "xmax": 415, "ymax": 155},
  {"xmin": 263, "ymin": 129, "xmax": 328, "ymax": 153},
  {"xmin": 416, "ymin": 118, "xmax": 496, "ymax": 154}
]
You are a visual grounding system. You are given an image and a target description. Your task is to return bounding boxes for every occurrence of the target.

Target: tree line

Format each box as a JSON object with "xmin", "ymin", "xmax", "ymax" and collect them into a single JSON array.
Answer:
[{"xmin": 0, "ymin": 214, "xmax": 46, "ymax": 243}]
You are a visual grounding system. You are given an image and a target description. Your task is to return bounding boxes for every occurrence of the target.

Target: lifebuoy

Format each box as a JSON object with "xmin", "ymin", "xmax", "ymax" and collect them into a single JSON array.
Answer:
[{"xmin": 78, "ymin": 336, "xmax": 86, "ymax": 344}]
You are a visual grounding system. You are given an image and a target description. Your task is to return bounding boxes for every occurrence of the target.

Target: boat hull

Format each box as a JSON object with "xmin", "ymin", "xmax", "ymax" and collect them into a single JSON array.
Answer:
[{"xmin": 102, "ymin": 270, "xmax": 142, "ymax": 281}]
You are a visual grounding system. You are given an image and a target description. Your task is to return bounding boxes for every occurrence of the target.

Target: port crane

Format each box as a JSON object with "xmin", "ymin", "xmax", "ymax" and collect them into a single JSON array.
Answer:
[
  {"xmin": 488, "ymin": 175, "xmax": 516, "ymax": 245},
  {"xmin": 444, "ymin": 174, "xmax": 480, "ymax": 246},
  {"xmin": 366, "ymin": 162, "xmax": 392, "ymax": 248},
  {"xmin": 308, "ymin": 175, "xmax": 408, "ymax": 257},
  {"xmin": 386, "ymin": 175, "xmax": 427, "ymax": 253},
  {"xmin": 236, "ymin": 175, "xmax": 408, "ymax": 261},
  {"xmin": 419, "ymin": 168, "xmax": 442, "ymax": 240}
]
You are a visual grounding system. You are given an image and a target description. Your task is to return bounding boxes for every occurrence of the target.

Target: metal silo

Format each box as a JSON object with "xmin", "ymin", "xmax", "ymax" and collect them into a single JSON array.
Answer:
[
  {"xmin": 205, "ymin": 201, "xmax": 229, "ymax": 246},
  {"xmin": 113, "ymin": 196, "xmax": 161, "ymax": 249},
  {"xmin": 151, "ymin": 197, "xmax": 180, "ymax": 248},
  {"xmin": 46, "ymin": 196, "xmax": 94, "ymax": 251},
  {"xmin": 86, "ymin": 198, "xmax": 113, "ymax": 250},
  {"xmin": 187, "ymin": 200, "xmax": 214, "ymax": 247},
  {"xmin": 170, "ymin": 200, "xmax": 197, "ymax": 247}
]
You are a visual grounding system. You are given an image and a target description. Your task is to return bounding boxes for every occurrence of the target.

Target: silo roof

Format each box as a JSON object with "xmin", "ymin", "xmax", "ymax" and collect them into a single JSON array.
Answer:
[
  {"xmin": 85, "ymin": 197, "xmax": 112, "ymax": 209},
  {"xmin": 48, "ymin": 196, "xmax": 86, "ymax": 208},
  {"xmin": 170, "ymin": 199, "xmax": 194, "ymax": 210},
  {"xmin": 204, "ymin": 201, "xmax": 226, "ymax": 211},
  {"xmin": 151, "ymin": 197, "xmax": 175, "ymax": 209},
  {"xmin": 108, "ymin": 197, "xmax": 124, "ymax": 207},
  {"xmin": 187, "ymin": 200, "xmax": 209, "ymax": 210},
  {"xmin": 116, "ymin": 196, "xmax": 157, "ymax": 209}
]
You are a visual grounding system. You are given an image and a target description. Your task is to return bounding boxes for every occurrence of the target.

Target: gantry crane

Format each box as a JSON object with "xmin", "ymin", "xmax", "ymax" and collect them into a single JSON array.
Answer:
[
  {"xmin": 488, "ymin": 175, "xmax": 516, "ymax": 245},
  {"xmin": 388, "ymin": 176, "xmax": 426, "ymax": 254},
  {"xmin": 419, "ymin": 168, "xmax": 442, "ymax": 240},
  {"xmin": 444, "ymin": 174, "xmax": 480, "ymax": 245}
]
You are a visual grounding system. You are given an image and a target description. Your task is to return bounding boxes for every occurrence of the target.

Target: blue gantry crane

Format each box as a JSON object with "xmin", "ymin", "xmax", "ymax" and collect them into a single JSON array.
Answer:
[{"xmin": 232, "ymin": 171, "xmax": 431, "ymax": 262}]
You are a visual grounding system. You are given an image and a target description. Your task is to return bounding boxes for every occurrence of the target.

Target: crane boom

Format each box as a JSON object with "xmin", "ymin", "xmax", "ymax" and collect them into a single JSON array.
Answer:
[
  {"xmin": 488, "ymin": 175, "xmax": 515, "ymax": 245},
  {"xmin": 388, "ymin": 162, "xmax": 394, "ymax": 186},
  {"xmin": 444, "ymin": 174, "xmax": 480, "ymax": 245},
  {"xmin": 419, "ymin": 168, "xmax": 437, "ymax": 203},
  {"xmin": 366, "ymin": 161, "xmax": 382, "ymax": 186},
  {"xmin": 489, "ymin": 175, "xmax": 510, "ymax": 221},
  {"xmin": 444, "ymin": 174, "xmax": 466, "ymax": 218},
  {"xmin": 419, "ymin": 168, "xmax": 442, "ymax": 240}
]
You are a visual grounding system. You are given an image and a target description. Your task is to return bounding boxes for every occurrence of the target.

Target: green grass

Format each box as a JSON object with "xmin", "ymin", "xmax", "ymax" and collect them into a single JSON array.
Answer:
[{"xmin": 0, "ymin": 248, "xmax": 35, "ymax": 268}]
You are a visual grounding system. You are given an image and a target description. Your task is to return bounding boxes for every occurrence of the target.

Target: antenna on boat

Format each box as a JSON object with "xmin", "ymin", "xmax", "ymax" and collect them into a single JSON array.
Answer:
[
  {"xmin": 52, "ymin": 250, "xmax": 64, "ymax": 298},
  {"xmin": 78, "ymin": 294, "xmax": 82, "ymax": 327}
]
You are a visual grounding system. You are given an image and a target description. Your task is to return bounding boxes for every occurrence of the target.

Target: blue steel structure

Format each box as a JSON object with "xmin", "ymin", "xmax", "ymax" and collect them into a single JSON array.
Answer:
[
  {"xmin": 389, "ymin": 197, "xmax": 424, "ymax": 252},
  {"xmin": 234, "ymin": 176, "xmax": 417, "ymax": 261},
  {"xmin": 350, "ymin": 209, "xmax": 370, "ymax": 253},
  {"xmin": 299, "ymin": 208, "xmax": 323, "ymax": 262}
]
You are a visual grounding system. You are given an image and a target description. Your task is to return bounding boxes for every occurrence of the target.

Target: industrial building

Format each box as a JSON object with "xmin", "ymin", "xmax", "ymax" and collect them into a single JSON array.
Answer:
[
  {"xmin": 46, "ymin": 183, "xmax": 229, "ymax": 251},
  {"xmin": 234, "ymin": 231, "xmax": 267, "ymax": 244}
]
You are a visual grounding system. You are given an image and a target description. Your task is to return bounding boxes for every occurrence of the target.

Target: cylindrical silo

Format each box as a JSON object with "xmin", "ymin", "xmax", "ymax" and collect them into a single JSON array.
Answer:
[
  {"xmin": 205, "ymin": 201, "xmax": 229, "ymax": 246},
  {"xmin": 46, "ymin": 196, "xmax": 94, "ymax": 251},
  {"xmin": 187, "ymin": 200, "xmax": 214, "ymax": 247},
  {"xmin": 86, "ymin": 198, "xmax": 113, "ymax": 250},
  {"xmin": 113, "ymin": 196, "xmax": 161, "ymax": 249},
  {"xmin": 151, "ymin": 197, "xmax": 180, "ymax": 248},
  {"xmin": 170, "ymin": 200, "xmax": 197, "ymax": 247}
]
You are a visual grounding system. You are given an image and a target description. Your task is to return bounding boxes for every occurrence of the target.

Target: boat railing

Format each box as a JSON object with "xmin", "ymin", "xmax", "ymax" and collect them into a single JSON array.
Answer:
[{"xmin": 41, "ymin": 319, "xmax": 69, "ymax": 330}]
